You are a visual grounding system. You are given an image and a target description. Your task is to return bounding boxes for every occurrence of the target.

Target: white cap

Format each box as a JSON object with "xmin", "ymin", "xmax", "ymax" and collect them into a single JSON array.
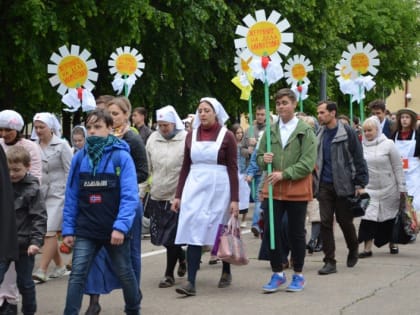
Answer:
[
  {"xmin": 32, "ymin": 112, "xmax": 62, "ymax": 138},
  {"xmin": 156, "ymin": 105, "xmax": 184, "ymax": 130},
  {"xmin": 0, "ymin": 110, "xmax": 24, "ymax": 131}
]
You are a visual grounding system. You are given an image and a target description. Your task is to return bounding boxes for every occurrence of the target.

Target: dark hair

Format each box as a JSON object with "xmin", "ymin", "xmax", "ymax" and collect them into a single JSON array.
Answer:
[
  {"xmin": 6, "ymin": 146, "xmax": 31, "ymax": 167},
  {"xmin": 231, "ymin": 123, "xmax": 243, "ymax": 135},
  {"xmin": 85, "ymin": 109, "xmax": 113, "ymax": 127},
  {"xmin": 317, "ymin": 100, "xmax": 337, "ymax": 117},
  {"xmin": 338, "ymin": 114, "xmax": 350, "ymax": 125},
  {"xmin": 256, "ymin": 104, "xmax": 265, "ymax": 111},
  {"xmin": 274, "ymin": 88, "xmax": 297, "ymax": 103},
  {"xmin": 396, "ymin": 110, "xmax": 417, "ymax": 131},
  {"xmin": 368, "ymin": 99, "xmax": 386, "ymax": 112},
  {"xmin": 132, "ymin": 107, "xmax": 148, "ymax": 121},
  {"xmin": 353, "ymin": 116, "xmax": 360, "ymax": 125},
  {"xmin": 95, "ymin": 95, "xmax": 114, "ymax": 106}
]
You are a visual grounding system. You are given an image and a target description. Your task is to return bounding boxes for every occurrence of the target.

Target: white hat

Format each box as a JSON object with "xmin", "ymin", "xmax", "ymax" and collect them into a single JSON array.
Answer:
[
  {"xmin": 156, "ymin": 105, "xmax": 184, "ymax": 130},
  {"xmin": 0, "ymin": 110, "xmax": 24, "ymax": 131},
  {"xmin": 193, "ymin": 97, "xmax": 229, "ymax": 129},
  {"xmin": 32, "ymin": 112, "xmax": 62, "ymax": 139}
]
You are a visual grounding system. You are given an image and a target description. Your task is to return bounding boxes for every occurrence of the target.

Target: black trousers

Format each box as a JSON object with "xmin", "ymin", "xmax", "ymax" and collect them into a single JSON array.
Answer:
[
  {"xmin": 318, "ymin": 183, "xmax": 358, "ymax": 264},
  {"xmin": 263, "ymin": 199, "xmax": 307, "ymax": 273}
]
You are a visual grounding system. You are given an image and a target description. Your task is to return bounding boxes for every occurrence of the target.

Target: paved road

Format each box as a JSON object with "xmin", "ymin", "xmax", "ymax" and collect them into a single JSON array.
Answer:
[{"xmin": 33, "ymin": 213, "xmax": 420, "ymax": 315}]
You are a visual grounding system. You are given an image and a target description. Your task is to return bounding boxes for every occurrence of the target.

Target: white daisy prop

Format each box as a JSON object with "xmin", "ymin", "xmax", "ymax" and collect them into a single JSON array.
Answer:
[
  {"xmin": 232, "ymin": 49, "xmax": 254, "ymax": 100},
  {"xmin": 335, "ymin": 59, "xmax": 355, "ymax": 95},
  {"xmin": 108, "ymin": 46, "xmax": 145, "ymax": 97},
  {"xmin": 234, "ymin": 9, "xmax": 293, "ymax": 85},
  {"xmin": 47, "ymin": 45, "xmax": 98, "ymax": 112},
  {"xmin": 284, "ymin": 55, "xmax": 313, "ymax": 104},
  {"xmin": 341, "ymin": 42, "xmax": 379, "ymax": 78}
]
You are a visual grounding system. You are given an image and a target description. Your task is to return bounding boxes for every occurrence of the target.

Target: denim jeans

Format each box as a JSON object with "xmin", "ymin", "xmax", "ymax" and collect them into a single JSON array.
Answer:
[
  {"xmin": 251, "ymin": 175, "xmax": 262, "ymax": 227},
  {"xmin": 63, "ymin": 237, "xmax": 140, "ymax": 315},
  {"xmin": 0, "ymin": 254, "xmax": 36, "ymax": 314}
]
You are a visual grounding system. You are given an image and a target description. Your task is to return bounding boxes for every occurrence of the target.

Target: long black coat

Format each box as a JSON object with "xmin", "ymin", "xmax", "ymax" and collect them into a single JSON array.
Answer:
[{"xmin": 0, "ymin": 146, "xmax": 18, "ymax": 262}]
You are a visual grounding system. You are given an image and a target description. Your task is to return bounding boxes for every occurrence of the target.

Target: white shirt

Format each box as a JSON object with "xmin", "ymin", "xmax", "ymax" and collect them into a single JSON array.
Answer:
[{"xmin": 279, "ymin": 116, "xmax": 299, "ymax": 148}]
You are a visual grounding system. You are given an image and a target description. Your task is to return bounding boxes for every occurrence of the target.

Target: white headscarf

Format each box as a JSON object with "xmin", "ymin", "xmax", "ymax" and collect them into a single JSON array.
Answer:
[
  {"xmin": 156, "ymin": 105, "xmax": 184, "ymax": 130},
  {"xmin": 0, "ymin": 110, "xmax": 24, "ymax": 131},
  {"xmin": 31, "ymin": 112, "xmax": 62, "ymax": 139},
  {"xmin": 193, "ymin": 97, "xmax": 229, "ymax": 129}
]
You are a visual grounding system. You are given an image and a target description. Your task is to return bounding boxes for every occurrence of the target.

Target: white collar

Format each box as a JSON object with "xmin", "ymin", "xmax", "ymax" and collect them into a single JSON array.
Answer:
[{"xmin": 279, "ymin": 116, "xmax": 299, "ymax": 129}]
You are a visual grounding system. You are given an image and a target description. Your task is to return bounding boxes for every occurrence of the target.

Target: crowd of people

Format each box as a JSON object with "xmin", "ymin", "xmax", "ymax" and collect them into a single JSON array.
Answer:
[{"xmin": 0, "ymin": 91, "xmax": 418, "ymax": 314}]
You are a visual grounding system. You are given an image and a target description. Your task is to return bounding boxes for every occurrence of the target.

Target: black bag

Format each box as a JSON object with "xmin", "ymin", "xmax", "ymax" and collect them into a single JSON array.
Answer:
[
  {"xmin": 143, "ymin": 192, "xmax": 151, "ymax": 218},
  {"xmin": 348, "ymin": 192, "xmax": 370, "ymax": 217},
  {"xmin": 149, "ymin": 199, "xmax": 178, "ymax": 246},
  {"xmin": 392, "ymin": 210, "xmax": 413, "ymax": 244}
]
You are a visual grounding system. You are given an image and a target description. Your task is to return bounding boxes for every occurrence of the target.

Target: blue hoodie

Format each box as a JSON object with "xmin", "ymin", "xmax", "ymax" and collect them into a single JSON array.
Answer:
[{"xmin": 62, "ymin": 139, "xmax": 139, "ymax": 239}]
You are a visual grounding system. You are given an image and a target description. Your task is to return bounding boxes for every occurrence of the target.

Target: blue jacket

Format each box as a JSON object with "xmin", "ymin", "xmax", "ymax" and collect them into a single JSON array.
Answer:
[{"xmin": 62, "ymin": 140, "xmax": 139, "ymax": 238}]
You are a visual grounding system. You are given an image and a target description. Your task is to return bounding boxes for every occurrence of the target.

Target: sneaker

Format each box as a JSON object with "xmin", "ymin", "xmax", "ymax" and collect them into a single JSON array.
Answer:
[
  {"xmin": 240, "ymin": 221, "xmax": 247, "ymax": 228},
  {"xmin": 318, "ymin": 262, "xmax": 337, "ymax": 275},
  {"xmin": 49, "ymin": 266, "xmax": 67, "ymax": 278},
  {"xmin": 251, "ymin": 225, "xmax": 260, "ymax": 238},
  {"xmin": 286, "ymin": 274, "xmax": 305, "ymax": 292},
  {"xmin": 347, "ymin": 250, "xmax": 358, "ymax": 267},
  {"xmin": 32, "ymin": 269, "xmax": 47, "ymax": 283},
  {"xmin": 262, "ymin": 273, "xmax": 287, "ymax": 293},
  {"xmin": 175, "ymin": 281, "xmax": 196, "ymax": 296}
]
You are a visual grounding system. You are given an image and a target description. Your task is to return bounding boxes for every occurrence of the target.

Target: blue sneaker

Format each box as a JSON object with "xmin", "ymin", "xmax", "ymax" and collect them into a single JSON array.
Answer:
[
  {"xmin": 286, "ymin": 274, "xmax": 305, "ymax": 292},
  {"xmin": 262, "ymin": 273, "xmax": 287, "ymax": 293}
]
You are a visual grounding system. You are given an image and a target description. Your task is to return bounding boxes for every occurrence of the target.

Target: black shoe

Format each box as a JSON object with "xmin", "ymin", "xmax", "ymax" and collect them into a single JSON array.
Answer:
[
  {"xmin": 84, "ymin": 303, "xmax": 101, "ymax": 315},
  {"xmin": 358, "ymin": 251, "xmax": 372, "ymax": 258},
  {"xmin": 251, "ymin": 225, "xmax": 260, "ymax": 238},
  {"xmin": 307, "ymin": 239, "xmax": 315, "ymax": 254},
  {"xmin": 347, "ymin": 250, "xmax": 359, "ymax": 267},
  {"xmin": 390, "ymin": 245, "xmax": 399, "ymax": 254},
  {"xmin": 175, "ymin": 281, "xmax": 196, "ymax": 296},
  {"xmin": 318, "ymin": 262, "xmax": 337, "ymax": 275},
  {"xmin": 0, "ymin": 302, "xmax": 17, "ymax": 315},
  {"xmin": 314, "ymin": 239, "xmax": 323, "ymax": 252},
  {"xmin": 177, "ymin": 260, "xmax": 187, "ymax": 277},
  {"xmin": 218, "ymin": 272, "xmax": 232, "ymax": 288},
  {"xmin": 159, "ymin": 276, "xmax": 175, "ymax": 288}
]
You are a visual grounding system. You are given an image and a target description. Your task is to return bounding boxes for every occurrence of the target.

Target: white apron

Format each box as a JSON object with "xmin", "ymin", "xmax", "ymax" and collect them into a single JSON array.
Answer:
[
  {"xmin": 175, "ymin": 127, "xmax": 231, "ymax": 245},
  {"xmin": 395, "ymin": 132, "xmax": 420, "ymax": 211}
]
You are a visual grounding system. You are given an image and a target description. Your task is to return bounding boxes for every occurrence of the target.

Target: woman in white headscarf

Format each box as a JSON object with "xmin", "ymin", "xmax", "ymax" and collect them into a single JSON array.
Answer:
[
  {"xmin": 171, "ymin": 97, "xmax": 239, "ymax": 296},
  {"xmin": 145, "ymin": 105, "xmax": 187, "ymax": 288},
  {"xmin": 358, "ymin": 116, "xmax": 406, "ymax": 257},
  {"xmin": 32, "ymin": 112, "xmax": 73, "ymax": 282}
]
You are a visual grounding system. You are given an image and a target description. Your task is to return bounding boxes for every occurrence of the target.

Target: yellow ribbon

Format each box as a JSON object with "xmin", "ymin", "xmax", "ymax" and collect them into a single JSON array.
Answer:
[{"xmin": 231, "ymin": 72, "xmax": 254, "ymax": 100}]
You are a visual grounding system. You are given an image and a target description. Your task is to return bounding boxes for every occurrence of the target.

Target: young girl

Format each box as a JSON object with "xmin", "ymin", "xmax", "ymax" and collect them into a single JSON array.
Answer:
[
  {"xmin": 71, "ymin": 125, "xmax": 87, "ymax": 153},
  {"xmin": 231, "ymin": 123, "xmax": 250, "ymax": 227}
]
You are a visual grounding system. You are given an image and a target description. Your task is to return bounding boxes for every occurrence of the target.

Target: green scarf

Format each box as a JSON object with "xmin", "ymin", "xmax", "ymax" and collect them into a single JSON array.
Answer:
[{"xmin": 86, "ymin": 135, "xmax": 120, "ymax": 175}]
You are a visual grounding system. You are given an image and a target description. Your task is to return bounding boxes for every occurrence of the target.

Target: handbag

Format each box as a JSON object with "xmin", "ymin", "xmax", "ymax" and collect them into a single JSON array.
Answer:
[
  {"xmin": 392, "ymin": 195, "xmax": 418, "ymax": 244},
  {"xmin": 348, "ymin": 192, "xmax": 370, "ymax": 217},
  {"xmin": 217, "ymin": 216, "xmax": 249, "ymax": 266}
]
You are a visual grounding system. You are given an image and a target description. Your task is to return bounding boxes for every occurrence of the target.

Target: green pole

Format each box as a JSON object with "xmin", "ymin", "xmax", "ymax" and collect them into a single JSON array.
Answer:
[
  {"xmin": 123, "ymin": 74, "xmax": 128, "ymax": 97},
  {"xmin": 247, "ymin": 94, "xmax": 256, "ymax": 200},
  {"xmin": 349, "ymin": 94, "xmax": 353, "ymax": 123},
  {"xmin": 298, "ymin": 80, "xmax": 303, "ymax": 112},
  {"xmin": 358, "ymin": 73, "xmax": 364, "ymax": 122},
  {"xmin": 264, "ymin": 71, "xmax": 275, "ymax": 250}
]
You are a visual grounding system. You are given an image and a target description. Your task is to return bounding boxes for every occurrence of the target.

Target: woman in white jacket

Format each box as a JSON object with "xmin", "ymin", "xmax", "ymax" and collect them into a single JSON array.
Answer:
[{"xmin": 358, "ymin": 116, "xmax": 406, "ymax": 257}]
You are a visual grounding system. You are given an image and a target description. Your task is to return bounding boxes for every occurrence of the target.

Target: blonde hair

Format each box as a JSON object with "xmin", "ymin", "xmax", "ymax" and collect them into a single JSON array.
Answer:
[{"xmin": 106, "ymin": 96, "xmax": 132, "ymax": 115}]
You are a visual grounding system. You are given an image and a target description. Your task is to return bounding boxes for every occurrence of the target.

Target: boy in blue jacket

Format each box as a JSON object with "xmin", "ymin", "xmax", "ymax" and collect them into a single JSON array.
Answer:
[{"xmin": 62, "ymin": 109, "xmax": 140, "ymax": 315}]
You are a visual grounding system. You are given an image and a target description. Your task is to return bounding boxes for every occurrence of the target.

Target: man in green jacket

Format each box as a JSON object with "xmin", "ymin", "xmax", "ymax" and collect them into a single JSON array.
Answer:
[{"xmin": 257, "ymin": 88, "xmax": 317, "ymax": 293}]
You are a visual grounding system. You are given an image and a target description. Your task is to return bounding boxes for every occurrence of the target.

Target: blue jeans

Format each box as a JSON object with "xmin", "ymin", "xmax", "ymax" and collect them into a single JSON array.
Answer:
[
  {"xmin": 0, "ymin": 254, "xmax": 36, "ymax": 314},
  {"xmin": 251, "ymin": 175, "xmax": 262, "ymax": 227},
  {"xmin": 64, "ymin": 237, "xmax": 140, "ymax": 315}
]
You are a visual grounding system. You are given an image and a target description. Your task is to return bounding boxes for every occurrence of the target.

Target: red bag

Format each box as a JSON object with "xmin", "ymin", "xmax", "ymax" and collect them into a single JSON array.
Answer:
[{"xmin": 217, "ymin": 216, "xmax": 249, "ymax": 265}]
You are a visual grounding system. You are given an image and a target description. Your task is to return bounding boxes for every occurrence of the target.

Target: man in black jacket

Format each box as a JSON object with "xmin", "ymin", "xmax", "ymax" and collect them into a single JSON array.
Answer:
[{"xmin": 315, "ymin": 101, "xmax": 369, "ymax": 275}]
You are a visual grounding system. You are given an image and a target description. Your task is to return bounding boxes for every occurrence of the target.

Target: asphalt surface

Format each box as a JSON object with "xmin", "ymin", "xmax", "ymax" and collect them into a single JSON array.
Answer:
[{"xmin": 32, "ymin": 207, "xmax": 420, "ymax": 315}]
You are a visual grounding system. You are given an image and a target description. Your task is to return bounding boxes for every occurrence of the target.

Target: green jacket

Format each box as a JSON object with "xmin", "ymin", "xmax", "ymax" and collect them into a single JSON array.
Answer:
[{"xmin": 257, "ymin": 119, "xmax": 317, "ymax": 181}]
